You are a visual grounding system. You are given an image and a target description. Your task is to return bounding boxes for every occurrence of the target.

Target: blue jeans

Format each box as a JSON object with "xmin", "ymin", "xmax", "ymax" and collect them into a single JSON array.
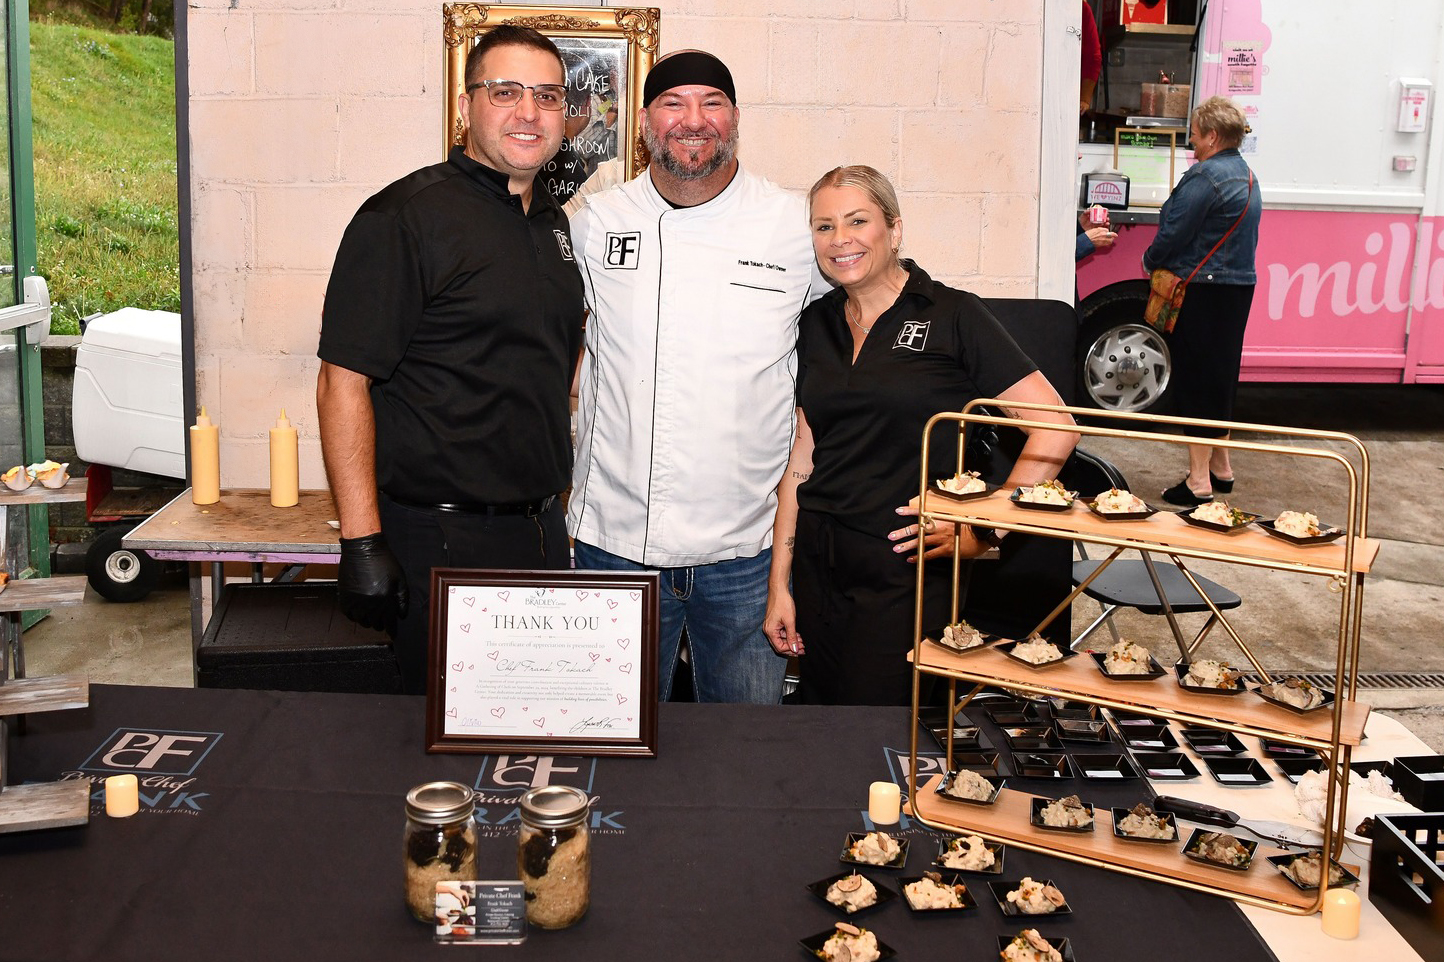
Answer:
[{"xmin": 573, "ymin": 541, "xmax": 786, "ymax": 704}]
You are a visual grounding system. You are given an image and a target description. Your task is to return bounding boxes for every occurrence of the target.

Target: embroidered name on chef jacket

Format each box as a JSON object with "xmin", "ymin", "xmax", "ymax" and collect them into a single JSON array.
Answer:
[
  {"xmin": 604, "ymin": 231, "xmax": 641, "ymax": 269},
  {"xmin": 894, "ymin": 320, "xmax": 931, "ymax": 352},
  {"xmin": 553, "ymin": 229, "xmax": 575, "ymax": 262}
]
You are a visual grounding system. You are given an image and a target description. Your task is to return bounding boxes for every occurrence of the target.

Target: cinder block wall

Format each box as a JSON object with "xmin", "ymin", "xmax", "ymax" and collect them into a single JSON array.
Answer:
[{"xmin": 187, "ymin": 0, "xmax": 1046, "ymax": 487}]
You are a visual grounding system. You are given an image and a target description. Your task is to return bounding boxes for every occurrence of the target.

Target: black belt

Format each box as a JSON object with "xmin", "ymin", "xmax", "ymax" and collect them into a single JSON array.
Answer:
[{"xmin": 388, "ymin": 494, "xmax": 558, "ymax": 518}]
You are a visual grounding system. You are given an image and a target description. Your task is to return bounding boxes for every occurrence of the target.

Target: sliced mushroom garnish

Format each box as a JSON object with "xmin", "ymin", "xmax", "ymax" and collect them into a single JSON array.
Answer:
[
  {"xmin": 833, "ymin": 874, "xmax": 863, "ymax": 893},
  {"xmin": 834, "ymin": 922, "xmax": 861, "ymax": 936}
]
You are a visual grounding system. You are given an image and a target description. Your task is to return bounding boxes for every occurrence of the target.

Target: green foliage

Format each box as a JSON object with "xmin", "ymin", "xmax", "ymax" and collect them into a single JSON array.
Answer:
[{"xmin": 31, "ymin": 21, "xmax": 178, "ymax": 334}]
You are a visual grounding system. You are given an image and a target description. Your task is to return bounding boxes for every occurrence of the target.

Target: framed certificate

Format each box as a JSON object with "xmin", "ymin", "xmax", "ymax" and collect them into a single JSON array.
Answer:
[{"xmin": 425, "ymin": 569, "xmax": 660, "ymax": 756}]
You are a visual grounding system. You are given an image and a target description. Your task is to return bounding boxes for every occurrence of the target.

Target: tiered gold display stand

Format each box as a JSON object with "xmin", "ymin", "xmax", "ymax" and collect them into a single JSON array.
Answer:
[
  {"xmin": 905, "ymin": 402, "xmax": 1375, "ymax": 914},
  {"xmin": 0, "ymin": 480, "xmax": 92, "ymax": 833}
]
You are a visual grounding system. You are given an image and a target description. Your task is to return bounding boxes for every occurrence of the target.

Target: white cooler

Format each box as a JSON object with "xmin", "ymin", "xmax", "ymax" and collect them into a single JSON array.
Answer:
[{"xmin": 71, "ymin": 307, "xmax": 185, "ymax": 479}]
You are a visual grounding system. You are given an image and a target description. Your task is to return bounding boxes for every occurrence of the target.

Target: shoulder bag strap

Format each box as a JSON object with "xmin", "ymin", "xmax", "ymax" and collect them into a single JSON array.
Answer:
[{"xmin": 1181, "ymin": 169, "xmax": 1253, "ymax": 286}]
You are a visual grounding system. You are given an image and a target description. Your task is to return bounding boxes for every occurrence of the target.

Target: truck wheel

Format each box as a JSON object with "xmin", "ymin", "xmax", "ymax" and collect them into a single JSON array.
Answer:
[
  {"xmin": 1077, "ymin": 283, "xmax": 1173, "ymax": 413},
  {"xmin": 86, "ymin": 527, "xmax": 161, "ymax": 603}
]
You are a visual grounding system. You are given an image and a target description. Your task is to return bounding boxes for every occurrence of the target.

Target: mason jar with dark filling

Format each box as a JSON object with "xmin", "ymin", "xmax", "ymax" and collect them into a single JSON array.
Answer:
[
  {"xmin": 403, "ymin": 781, "xmax": 478, "ymax": 924},
  {"xmin": 517, "ymin": 784, "xmax": 591, "ymax": 929}
]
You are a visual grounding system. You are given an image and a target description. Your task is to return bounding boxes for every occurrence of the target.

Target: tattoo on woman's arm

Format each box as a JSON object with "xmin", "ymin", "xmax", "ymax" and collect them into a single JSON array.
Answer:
[
  {"xmin": 785, "ymin": 536, "xmax": 796, "ymax": 552},
  {"xmin": 791, "ymin": 470, "xmax": 811, "ymax": 481}
]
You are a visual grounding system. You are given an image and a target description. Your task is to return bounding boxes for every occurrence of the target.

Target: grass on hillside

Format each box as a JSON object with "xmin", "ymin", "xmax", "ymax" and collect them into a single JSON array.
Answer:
[{"xmin": 31, "ymin": 20, "xmax": 178, "ymax": 334}]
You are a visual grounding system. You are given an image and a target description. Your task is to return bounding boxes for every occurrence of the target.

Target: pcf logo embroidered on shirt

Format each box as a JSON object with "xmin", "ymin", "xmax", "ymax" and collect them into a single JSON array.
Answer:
[
  {"xmin": 553, "ymin": 229, "xmax": 575, "ymax": 262},
  {"xmin": 604, "ymin": 231, "xmax": 641, "ymax": 269},
  {"xmin": 894, "ymin": 320, "xmax": 930, "ymax": 352}
]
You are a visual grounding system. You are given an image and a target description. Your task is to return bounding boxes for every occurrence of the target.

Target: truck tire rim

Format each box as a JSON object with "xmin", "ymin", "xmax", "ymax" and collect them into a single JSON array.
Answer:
[
  {"xmin": 1083, "ymin": 323, "xmax": 1171, "ymax": 412},
  {"xmin": 105, "ymin": 549, "xmax": 143, "ymax": 585}
]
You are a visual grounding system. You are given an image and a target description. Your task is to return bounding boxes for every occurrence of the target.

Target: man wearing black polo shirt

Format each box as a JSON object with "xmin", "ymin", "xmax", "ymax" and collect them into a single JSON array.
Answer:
[{"xmin": 316, "ymin": 26, "xmax": 584, "ymax": 695}]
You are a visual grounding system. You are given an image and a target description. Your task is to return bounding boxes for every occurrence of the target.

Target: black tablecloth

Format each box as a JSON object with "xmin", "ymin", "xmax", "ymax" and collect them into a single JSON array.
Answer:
[{"xmin": 0, "ymin": 686, "xmax": 1276, "ymax": 961}]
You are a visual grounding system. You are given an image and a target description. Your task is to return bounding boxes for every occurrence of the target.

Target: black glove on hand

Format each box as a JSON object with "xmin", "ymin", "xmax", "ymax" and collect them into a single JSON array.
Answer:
[{"xmin": 338, "ymin": 533, "xmax": 408, "ymax": 632}]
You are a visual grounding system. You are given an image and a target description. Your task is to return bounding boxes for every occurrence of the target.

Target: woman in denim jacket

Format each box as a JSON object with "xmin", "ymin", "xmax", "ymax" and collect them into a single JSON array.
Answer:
[{"xmin": 1145, "ymin": 96, "xmax": 1261, "ymax": 506}]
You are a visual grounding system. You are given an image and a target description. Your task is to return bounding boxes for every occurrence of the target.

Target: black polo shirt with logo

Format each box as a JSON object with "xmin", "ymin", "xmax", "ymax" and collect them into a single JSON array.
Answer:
[
  {"xmin": 795, "ymin": 262, "xmax": 1037, "ymax": 537},
  {"xmin": 319, "ymin": 147, "xmax": 585, "ymax": 505}
]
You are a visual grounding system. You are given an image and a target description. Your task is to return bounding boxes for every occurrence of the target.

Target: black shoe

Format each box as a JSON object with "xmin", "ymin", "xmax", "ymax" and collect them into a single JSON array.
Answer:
[
  {"xmin": 1162, "ymin": 479, "xmax": 1212, "ymax": 507},
  {"xmin": 1210, "ymin": 472, "xmax": 1235, "ymax": 494}
]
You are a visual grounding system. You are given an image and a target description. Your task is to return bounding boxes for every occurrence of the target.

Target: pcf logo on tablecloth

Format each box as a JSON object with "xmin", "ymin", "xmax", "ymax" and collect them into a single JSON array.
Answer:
[{"xmin": 79, "ymin": 728, "xmax": 224, "ymax": 776}]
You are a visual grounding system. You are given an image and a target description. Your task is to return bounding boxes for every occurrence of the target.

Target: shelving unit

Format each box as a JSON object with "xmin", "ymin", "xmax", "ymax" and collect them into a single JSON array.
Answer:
[
  {"xmin": 0, "ymin": 479, "xmax": 92, "ymax": 834},
  {"xmin": 904, "ymin": 402, "xmax": 1372, "ymax": 915}
]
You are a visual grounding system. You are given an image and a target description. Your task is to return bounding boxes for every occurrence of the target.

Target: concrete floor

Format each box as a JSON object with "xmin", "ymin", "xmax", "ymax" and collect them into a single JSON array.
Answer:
[{"xmin": 15, "ymin": 384, "xmax": 1444, "ymax": 748}]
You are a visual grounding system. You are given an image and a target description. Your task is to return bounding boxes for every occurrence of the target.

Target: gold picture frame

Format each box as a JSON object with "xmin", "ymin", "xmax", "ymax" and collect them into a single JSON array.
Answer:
[{"xmin": 443, "ymin": 4, "xmax": 659, "ymax": 203}]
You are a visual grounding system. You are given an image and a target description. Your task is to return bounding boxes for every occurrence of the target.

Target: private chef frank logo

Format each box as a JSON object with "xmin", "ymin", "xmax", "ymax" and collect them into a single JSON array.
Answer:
[
  {"xmin": 472, "ymin": 756, "xmax": 624, "ymax": 837},
  {"xmin": 60, "ymin": 728, "xmax": 223, "ymax": 817},
  {"xmin": 604, "ymin": 231, "xmax": 641, "ymax": 269},
  {"xmin": 553, "ymin": 229, "xmax": 575, "ymax": 262},
  {"xmin": 894, "ymin": 320, "xmax": 930, "ymax": 352},
  {"xmin": 80, "ymin": 728, "xmax": 223, "ymax": 775}
]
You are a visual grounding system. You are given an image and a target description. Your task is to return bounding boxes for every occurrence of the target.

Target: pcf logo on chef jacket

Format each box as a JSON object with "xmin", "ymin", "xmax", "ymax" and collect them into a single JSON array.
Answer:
[
  {"xmin": 604, "ymin": 231, "xmax": 641, "ymax": 269},
  {"xmin": 894, "ymin": 320, "xmax": 931, "ymax": 352}
]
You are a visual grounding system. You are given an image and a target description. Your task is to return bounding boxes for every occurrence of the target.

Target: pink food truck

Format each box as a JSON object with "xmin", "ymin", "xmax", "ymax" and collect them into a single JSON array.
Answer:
[{"xmin": 1075, "ymin": 0, "xmax": 1444, "ymax": 411}]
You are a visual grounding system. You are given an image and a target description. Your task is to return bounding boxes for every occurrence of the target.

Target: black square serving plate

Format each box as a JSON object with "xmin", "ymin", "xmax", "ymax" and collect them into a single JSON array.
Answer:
[
  {"xmin": 1047, "ymin": 699, "xmax": 1099, "ymax": 720},
  {"xmin": 996, "ymin": 639, "xmax": 1077, "ymax": 669},
  {"xmin": 921, "ymin": 716, "xmax": 987, "ymax": 752},
  {"xmin": 1260, "ymin": 739, "xmax": 1320, "ymax": 760},
  {"xmin": 1109, "ymin": 709, "xmax": 1167, "ymax": 727},
  {"xmin": 896, "ymin": 873, "xmax": 977, "ymax": 913},
  {"xmin": 840, "ymin": 832, "xmax": 910, "ymax": 869},
  {"xmin": 1090, "ymin": 650, "xmax": 1167, "ymax": 681},
  {"xmin": 1182, "ymin": 828, "xmax": 1258, "ymax": 871},
  {"xmin": 1028, "ymin": 796, "xmax": 1095, "ymax": 833},
  {"xmin": 1120, "ymin": 725, "xmax": 1180, "ymax": 751},
  {"xmin": 1055, "ymin": 719, "xmax": 1110, "ymax": 744},
  {"xmin": 800, "ymin": 927, "xmax": 897, "ymax": 961},
  {"xmin": 806, "ymin": 870, "xmax": 898, "ymax": 916},
  {"xmin": 1109, "ymin": 806, "xmax": 1179, "ymax": 843},
  {"xmin": 1253, "ymin": 680, "xmax": 1336, "ymax": 715},
  {"xmin": 934, "ymin": 836, "xmax": 1006, "ymax": 875},
  {"xmin": 1275, "ymin": 757, "xmax": 1325, "ymax": 783},
  {"xmin": 1176, "ymin": 505, "xmax": 1261, "ymax": 532},
  {"xmin": 988, "ymin": 878, "xmax": 1074, "ymax": 915},
  {"xmin": 1131, "ymin": 751, "xmax": 1201, "ymax": 780},
  {"xmin": 1002, "ymin": 725, "xmax": 1064, "ymax": 750},
  {"xmin": 1203, "ymin": 756, "xmax": 1273, "ymax": 786},
  {"xmin": 1013, "ymin": 753, "xmax": 1076, "ymax": 780},
  {"xmin": 1352, "ymin": 759, "xmax": 1395, "ymax": 781},
  {"xmin": 930, "ymin": 476, "xmax": 996, "ymax": 503},
  {"xmin": 986, "ymin": 700, "xmax": 1041, "ymax": 724},
  {"xmin": 1179, "ymin": 727, "xmax": 1248, "ymax": 756},
  {"xmin": 1255, "ymin": 519, "xmax": 1344, "ymax": 546},
  {"xmin": 1010, "ymin": 486, "xmax": 1079, "ymax": 511},
  {"xmin": 1174, "ymin": 663, "xmax": 1248, "ymax": 696},
  {"xmin": 1265, "ymin": 853, "xmax": 1362, "ymax": 891},
  {"xmin": 948, "ymin": 752, "xmax": 1004, "ymax": 776},
  {"xmin": 1086, "ymin": 497, "xmax": 1157, "ymax": 522},
  {"xmin": 996, "ymin": 934, "xmax": 1074, "ymax": 962},
  {"xmin": 934, "ymin": 770, "xmax": 1007, "ymax": 806},
  {"xmin": 1075, "ymin": 753, "xmax": 1141, "ymax": 780}
]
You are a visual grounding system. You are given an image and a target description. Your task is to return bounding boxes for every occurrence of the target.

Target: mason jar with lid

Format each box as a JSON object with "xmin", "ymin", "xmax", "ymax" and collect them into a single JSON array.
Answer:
[
  {"xmin": 403, "ymin": 781, "xmax": 478, "ymax": 924},
  {"xmin": 517, "ymin": 785, "xmax": 591, "ymax": 929}
]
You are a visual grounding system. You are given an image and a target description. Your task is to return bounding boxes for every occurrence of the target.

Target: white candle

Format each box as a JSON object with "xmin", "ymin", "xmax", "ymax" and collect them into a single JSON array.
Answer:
[
  {"xmin": 105, "ymin": 774, "xmax": 139, "ymax": 818},
  {"xmin": 1321, "ymin": 888, "xmax": 1360, "ymax": 939},
  {"xmin": 868, "ymin": 781, "xmax": 901, "ymax": 825}
]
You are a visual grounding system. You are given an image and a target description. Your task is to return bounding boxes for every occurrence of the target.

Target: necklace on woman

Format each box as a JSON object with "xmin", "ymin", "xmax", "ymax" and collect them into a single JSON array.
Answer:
[{"xmin": 845, "ymin": 298, "xmax": 871, "ymax": 334}]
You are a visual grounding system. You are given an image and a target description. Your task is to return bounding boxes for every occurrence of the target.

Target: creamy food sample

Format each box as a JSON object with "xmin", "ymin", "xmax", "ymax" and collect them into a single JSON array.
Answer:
[
  {"xmin": 1094, "ymin": 488, "xmax": 1147, "ymax": 513},
  {"xmin": 1190, "ymin": 501, "xmax": 1249, "ymax": 526},
  {"xmin": 1274, "ymin": 510, "xmax": 1323, "ymax": 537},
  {"xmin": 1001, "ymin": 929, "xmax": 1063, "ymax": 962},
  {"xmin": 946, "ymin": 769, "xmax": 997, "ymax": 802},
  {"xmin": 1010, "ymin": 636, "xmax": 1063, "ymax": 665},
  {"xmin": 1184, "ymin": 659, "xmax": 1241, "ymax": 690},
  {"xmin": 940, "ymin": 620, "xmax": 987, "ymax": 650},
  {"xmin": 818, "ymin": 922, "xmax": 880, "ymax": 962},
  {"xmin": 1116, "ymin": 803, "xmax": 1175, "ymax": 840},
  {"xmin": 1260, "ymin": 676, "xmax": 1325, "ymax": 709},
  {"xmin": 1280, "ymin": 853, "xmax": 1347, "ymax": 888},
  {"xmin": 939, "ymin": 471, "xmax": 987, "ymax": 495},
  {"xmin": 848, "ymin": 831, "xmax": 901, "ymax": 866},
  {"xmin": 904, "ymin": 872, "xmax": 967, "ymax": 910},
  {"xmin": 825, "ymin": 873, "xmax": 878, "ymax": 912},
  {"xmin": 1005, "ymin": 877, "xmax": 1067, "ymax": 914},
  {"xmin": 1039, "ymin": 795, "xmax": 1092, "ymax": 829},
  {"xmin": 1102, "ymin": 639, "xmax": 1153, "ymax": 674},
  {"xmin": 1019, "ymin": 480, "xmax": 1071, "ymax": 505},
  {"xmin": 1194, "ymin": 831, "xmax": 1251, "ymax": 867},
  {"xmin": 941, "ymin": 834, "xmax": 996, "ymax": 871}
]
